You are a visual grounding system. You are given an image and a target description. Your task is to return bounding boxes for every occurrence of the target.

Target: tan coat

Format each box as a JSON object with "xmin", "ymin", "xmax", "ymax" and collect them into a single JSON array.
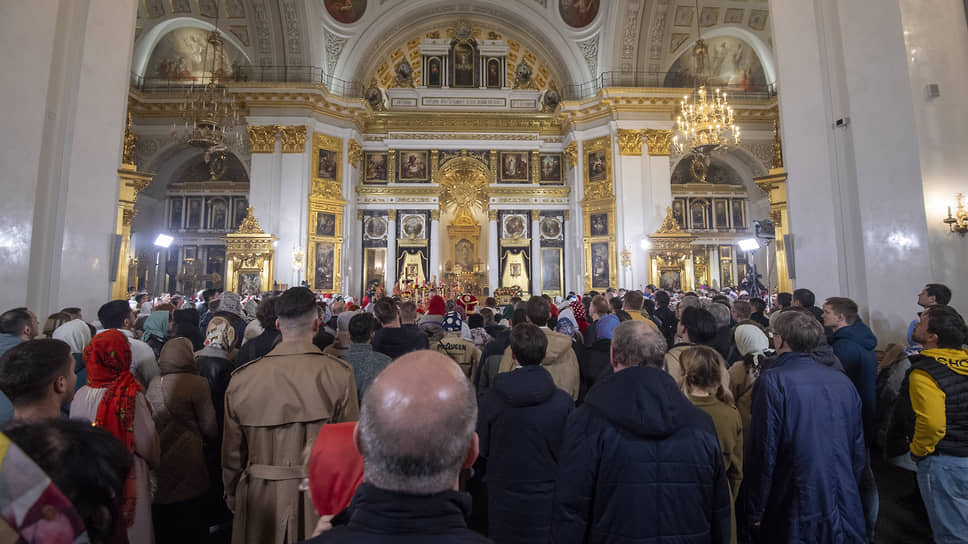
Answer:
[
  {"xmin": 498, "ymin": 327, "xmax": 580, "ymax": 399},
  {"xmin": 222, "ymin": 341, "xmax": 360, "ymax": 544},
  {"xmin": 433, "ymin": 332, "xmax": 481, "ymax": 379}
]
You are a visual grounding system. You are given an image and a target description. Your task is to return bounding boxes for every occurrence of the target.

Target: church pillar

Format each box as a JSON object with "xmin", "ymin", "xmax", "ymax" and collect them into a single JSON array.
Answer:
[
  {"xmin": 562, "ymin": 211, "xmax": 574, "ymax": 294},
  {"xmin": 530, "ymin": 210, "xmax": 541, "ymax": 295},
  {"xmin": 615, "ymin": 128, "xmax": 642, "ymax": 291},
  {"xmin": 386, "ymin": 211, "xmax": 397, "ymax": 290},
  {"xmin": 0, "ymin": 1, "xmax": 138, "ymax": 317},
  {"xmin": 278, "ymin": 126, "xmax": 309, "ymax": 289},
  {"xmin": 488, "ymin": 210, "xmax": 499, "ymax": 294},
  {"xmin": 430, "ymin": 210, "xmax": 440, "ymax": 284},
  {"xmin": 770, "ymin": 0, "xmax": 932, "ymax": 342},
  {"xmin": 246, "ymin": 125, "xmax": 283, "ymax": 280}
]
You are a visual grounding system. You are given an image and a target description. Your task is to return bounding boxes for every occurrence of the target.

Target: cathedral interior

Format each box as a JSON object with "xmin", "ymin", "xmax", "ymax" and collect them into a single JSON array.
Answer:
[{"xmin": 3, "ymin": 0, "xmax": 967, "ymax": 346}]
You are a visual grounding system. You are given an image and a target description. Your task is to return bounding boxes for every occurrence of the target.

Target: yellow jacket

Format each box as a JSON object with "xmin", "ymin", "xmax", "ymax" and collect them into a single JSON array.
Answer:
[{"xmin": 909, "ymin": 348, "xmax": 968, "ymax": 457}]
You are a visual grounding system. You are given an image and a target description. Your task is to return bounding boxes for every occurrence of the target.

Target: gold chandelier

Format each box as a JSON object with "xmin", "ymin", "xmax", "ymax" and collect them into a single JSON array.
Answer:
[{"xmin": 671, "ymin": 0, "xmax": 740, "ymax": 156}]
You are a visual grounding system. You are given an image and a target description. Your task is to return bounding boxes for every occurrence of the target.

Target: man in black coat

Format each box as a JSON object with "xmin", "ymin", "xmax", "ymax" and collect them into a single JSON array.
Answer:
[
  {"xmin": 552, "ymin": 320, "xmax": 731, "ymax": 544},
  {"xmin": 653, "ymin": 290, "xmax": 678, "ymax": 348},
  {"xmin": 476, "ymin": 323, "xmax": 573, "ymax": 543},
  {"xmin": 371, "ymin": 300, "xmax": 428, "ymax": 360},
  {"xmin": 303, "ymin": 350, "xmax": 492, "ymax": 544}
]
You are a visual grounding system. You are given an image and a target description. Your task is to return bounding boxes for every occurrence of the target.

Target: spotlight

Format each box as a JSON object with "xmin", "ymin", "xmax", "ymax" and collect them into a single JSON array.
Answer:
[
  {"xmin": 737, "ymin": 238, "xmax": 759, "ymax": 252},
  {"xmin": 153, "ymin": 234, "xmax": 174, "ymax": 248}
]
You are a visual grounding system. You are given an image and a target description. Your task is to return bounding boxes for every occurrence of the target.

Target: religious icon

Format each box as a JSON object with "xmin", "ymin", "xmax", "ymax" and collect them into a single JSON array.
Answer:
[
  {"xmin": 169, "ymin": 197, "xmax": 183, "ymax": 229},
  {"xmin": 500, "ymin": 152, "xmax": 529, "ymax": 182},
  {"xmin": 504, "ymin": 215, "xmax": 526, "ymax": 239},
  {"xmin": 540, "ymin": 217, "xmax": 562, "ymax": 240},
  {"xmin": 187, "ymin": 198, "xmax": 202, "ymax": 229},
  {"xmin": 316, "ymin": 212, "xmax": 337, "ymax": 237},
  {"xmin": 590, "ymin": 213, "xmax": 608, "ymax": 237},
  {"xmin": 539, "ymin": 153, "xmax": 562, "ymax": 183},
  {"xmin": 324, "ymin": 0, "xmax": 366, "ymax": 24},
  {"xmin": 732, "ymin": 199, "xmax": 746, "ymax": 230},
  {"xmin": 660, "ymin": 269, "xmax": 681, "ymax": 290},
  {"xmin": 559, "ymin": 0, "xmax": 600, "ymax": 28},
  {"xmin": 206, "ymin": 248, "xmax": 226, "ymax": 276},
  {"xmin": 713, "ymin": 199, "xmax": 729, "ymax": 229},
  {"xmin": 591, "ymin": 242, "xmax": 610, "ymax": 288},
  {"xmin": 672, "ymin": 199, "xmax": 686, "ymax": 228},
  {"xmin": 364, "ymin": 216, "xmax": 387, "ymax": 240},
  {"xmin": 364, "ymin": 152, "xmax": 387, "ymax": 182},
  {"xmin": 427, "ymin": 57, "xmax": 442, "ymax": 88},
  {"xmin": 317, "ymin": 149, "xmax": 338, "ymax": 180},
  {"xmin": 239, "ymin": 272, "xmax": 261, "ymax": 294},
  {"xmin": 452, "ymin": 43, "xmax": 475, "ymax": 87},
  {"xmin": 233, "ymin": 198, "xmax": 248, "ymax": 228},
  {"xmin": 314, "ymin": 242, "xmax": 335, "ymax": 290},
  {"xmin": 691, "ymin": 201, "xmax": 708, "ymax": 229},
  {"xmin": 486, "ymin": 58, "xmax": 501, "ymax": 88},
  {"xmin": 455, "ymin": 239, "xmax": 474, "ymax": 269},
  {"xmin": 210, "ymin": 199, "xmax": 228, "ymax": 230},
  {"xmin": 398, "ymin": 150, "xmax": 429, "ymax": 182},
  {"xmin": 401, "ymin": 214, "xmax": 425, "ymax": 239},
  {"xmin": 587, "ymin": 150, "xmax": 607, "ymax": 182}
]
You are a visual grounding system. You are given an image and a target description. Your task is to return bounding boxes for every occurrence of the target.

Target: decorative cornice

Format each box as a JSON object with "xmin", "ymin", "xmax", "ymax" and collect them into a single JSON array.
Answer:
[
  {"xmin": 617, "ymin": 129, "xmax": 644, "ymax": 156},
  {"xmin": 644, "ymin": 129, "xmax": 673, "ymax": 156},
  {"xmin": 279, "ymin": 125, "xmax": 307, "ymax": 153},
  {"xmin": 247, "ymin": 125, "xmax": 279, "ymax": 153},
  {"xmin": 347, "ymin": 138, "xmax": 362, "ymax": 168}
]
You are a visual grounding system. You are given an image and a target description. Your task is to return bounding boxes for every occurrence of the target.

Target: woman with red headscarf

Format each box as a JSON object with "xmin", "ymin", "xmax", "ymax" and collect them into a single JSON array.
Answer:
[{"xmin": 70, "ymin": 329, "xmax": 160, "ymax": 544}]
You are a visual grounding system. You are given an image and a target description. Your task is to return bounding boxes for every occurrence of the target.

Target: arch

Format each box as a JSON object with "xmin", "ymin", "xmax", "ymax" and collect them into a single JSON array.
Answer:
[
  {"xmin": 131, "ymin": 17, "xmax": 253, "ymax": 79},
  {"xmin": 143, "ymin": 143, "xmax": 250, "ymax": 200},
  {"xmin": 665, "ymin": 26, "xmax": 776, "ymax": 86},
  {"xmin": 333, "ymin": 0, "xmax": 592, "ymax": 87}
]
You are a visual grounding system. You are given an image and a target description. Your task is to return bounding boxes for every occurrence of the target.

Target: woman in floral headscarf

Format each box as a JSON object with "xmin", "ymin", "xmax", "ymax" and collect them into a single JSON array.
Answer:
[
  {"xmin": 195, "ymin": 316, "xmax": 236, "ymax": 436},
  {"xmin": 569, "ymin": 299, "xmax": 590, "ymax": 334},
  {"xmin": 70, "ymin": 329, "xmax": 159, "ymax": 544}
]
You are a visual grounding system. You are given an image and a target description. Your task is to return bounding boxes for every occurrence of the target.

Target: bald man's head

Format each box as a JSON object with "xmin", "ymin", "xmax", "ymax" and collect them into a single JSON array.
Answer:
[{"xmin": 357, "ymin": 350, "xmax": 478, "ymax": 495}]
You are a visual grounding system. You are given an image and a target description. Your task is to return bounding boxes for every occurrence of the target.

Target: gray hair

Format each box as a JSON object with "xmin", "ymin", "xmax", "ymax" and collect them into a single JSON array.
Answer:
[
  {"xmin": 358, "ymin": 363, "xmax": 477, "ymax": 495},
  {"xmin": 611, "ymin": 320, "xmax": 667, "ymax": 368},
  {"xmin": 707, "ymin": 302, "xmax": 731, "ymax": 328},
  {"xmin": 773, "ymin": 310, "xmax": 824, "ymax": 352}
]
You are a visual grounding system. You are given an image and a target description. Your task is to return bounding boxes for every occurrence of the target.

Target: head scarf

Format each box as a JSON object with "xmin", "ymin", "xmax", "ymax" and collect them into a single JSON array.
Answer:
[
  {"xmin": 360, "ymin": 296, "xmax": 370, "ymax": 310},
  {"xmin": 556, "ymin": 316, "xmax": 578, "ymax": 337},
  {"xmin": 158, "ymin": 337, "xmax": 197, "ymax": 375},
  {"xmin": 570, "ymin": 300, "xmax": 589, "ymax": 333},
  {"xmin": 427, "ymin": 295, "xmax": 446, "ymax": 317},
  {"xmin": 595, "ymin": 314, "xmax": 620, "ymax": 341},
  {"xmin": 141, "ymin": 310, "xmax": 169, "ymax": 342},
  {"xmin": 443, "ymin": 312, "xmax": 463, "ymax": 332},
  {"xmin": 83, "ymin": 329, "xmax": 140, "ymax": 526},
  {"xmin": 309, "ymin": 422, "xmax": 364, "ymax": 516},
  {"xmin": 52, "ymin": 319, "xmax": 92, "ymax": 354},
  {"xmin": 244, "ymin": 299, "xmax": 259, "ymax": 323},
  {"xmin": 218, "ymin": 292, "xmax": 245, "ymax": 320},
  {"xmin": 501, "ymin": 304, "xmax": 515, "ymax": 323},
  {"xmin": 204, "ymin": 316, "xmax": 236, "ymax": 351},
  {"xmin": 734, "ymin": 324, "xmax": 769, "ymax": 358}
]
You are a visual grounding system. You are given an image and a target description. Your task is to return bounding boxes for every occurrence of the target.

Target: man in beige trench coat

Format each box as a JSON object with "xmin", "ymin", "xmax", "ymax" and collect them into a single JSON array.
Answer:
[{"xmin": 223, "ymin": 287, "xmax": 360, "ymax": 543}]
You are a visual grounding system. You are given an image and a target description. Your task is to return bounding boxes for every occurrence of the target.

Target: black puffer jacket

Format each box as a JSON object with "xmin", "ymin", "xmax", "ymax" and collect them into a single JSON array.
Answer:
[
  {"xmin": 576, "ymin": 338, "xmax": 612, "ymax": 405},
  {"xmin": 477, "ymin": 365, "xmax": 573, "ymax": 544},
  {"xmin": 552, "ymin": 366, "xmax": 731, "ymax": 544},
  {"xmin": 372, "ymin": 324, "xmax": 429, "ymax": 360}
]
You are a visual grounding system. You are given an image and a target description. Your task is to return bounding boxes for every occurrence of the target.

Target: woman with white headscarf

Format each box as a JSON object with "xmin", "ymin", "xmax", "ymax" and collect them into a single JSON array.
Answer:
[
  {"xmin": 728, "ymin": 324, "xmax": 774, "ymax": 441},
  {"xmin": 52, "ymin": 319, "xmax": 92, "ymax": 393}
]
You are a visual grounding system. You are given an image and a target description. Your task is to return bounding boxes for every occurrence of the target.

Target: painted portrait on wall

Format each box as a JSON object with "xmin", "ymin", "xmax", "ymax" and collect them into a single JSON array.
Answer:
[
  {"xmin": 732, "ymin": 199, "xmax": 746, "ymax": 229},
  {"xmin": 169, "ymin": 197, "xmax": 183, "ymax": 230},
  {"xmin": 233, "ymin": 197, "xmax": 248, "ymax": 228},
  {"xmin": 713, "ymin": 199, "xmax": 729, "ymax": 229},
  {"xmin": 364, "ymin": 152, "xmax": 388, "ymax": 182},
  {"xmin": 316, "ymin": 212, "xmax": 337, "ymax": 237},
  {"xmin": 187, "ymin": 198, "xmax": 202, "ymax": 229},
  {"xmin": 314, "ymin": 242, "xmax": 335, "ymax": 291},
  {"xmin": 499, "ymin": 152, "xmax": 530, "ymax": 182},
  {"xmin": 427, "ymin": 57, "xmax": 443, "ymax": 87},
  {"xmin": 317, "ymin": 149, "xmax": 338, "ymax": 180},
  {"xmin": 324, "ymin": 0, "xmax": 366, "ymax": 24},
  {"xmin": 660, "ymin": 269, "xmax": 682, "ymax": 290},
  {"xmin": 486, "ymin": 58, "xmax": 501, "ymax": 88},
  {"xmin": 239, "ymin": 272, "xmax": 261, "ymax": 294},
  {"xmin": 587, "ymin": 150, "xmax": 607, "ymax": 182},
  {"xmin": 672, "ymin": 199, "xmax": 686, "ymax": 229},
  {"xmin": 455, "ymin": 239, "xmax": 474, "ymax": 269},
  {"xmin": 540, "ymin": 216, "xmax": 562, "ymax": 240},
  {"xmin": 210, "ymin": 199, "xmax": 228, "ymax": 230},
  {"xmin": 664, "ymin": 36, "xmax": 767, "ymax": 91},
  {"xmin": 364, "ymin": 216, "xmax": 387, "ymax": 240},
  {"xmin": 398, "ymin": 151, "xmax": 429, "ymax": 182},
  {"xmin": 591, "ymin": 242, "xmax": 610, "ymax": 289},
  {"xmin": 452, "ymin": 43, "xmax": 475, "ymax": 88},
  {"xmin": 559, "ymin": 0, "xmax": 600, "ymax": 28},
  {"xmin": 589, "ymin": 213, "xmax": 608, "ymax": 237},
  {"xmin": 539, "ymin": 153, "xmax": 562, "ymax": 183},
  {"xmin": 503, "ymin": 214, "xmax": 526, "ymax": 239},
  {"xmin": 400, "ymin": 214, "xmax": 425, "ymax": 240},
  {"xmin": 691, "ymin": 201, "xmax": 709, "ymax": 229}
]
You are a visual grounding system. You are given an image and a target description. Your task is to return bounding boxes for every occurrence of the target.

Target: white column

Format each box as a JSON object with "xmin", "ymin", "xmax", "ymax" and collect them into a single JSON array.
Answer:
[
  {"xmin": 386, "ymin": 213, "xmax": 397, "ymax": 290},
  {"xmin": 770, "ymin": 0, "xmax": 932, "ymax": 343},
  {"xmin": 709, "ymin": 246, "xmax": 721, "ymax": 290},
  {"xmin": 429, "ymin": 212, "xmax": 440, "ymax": 284},
  {"xmin": 530, "ymin": 211, "xmax": 541, "ymax": 295},
  {"xmin": 0, "ymin": 1, "xmax": 138, "ymax": 317},
  {"xmin": 276, "ymin": 144, "xmax": 309, "ymax": 288},
  {"xmin": 488, "ymin": 212, "xmax": 499, "ymax": 293},
  {"xmin": 562, "ymin": 213, "xmax": 574, "ymax": 294}
]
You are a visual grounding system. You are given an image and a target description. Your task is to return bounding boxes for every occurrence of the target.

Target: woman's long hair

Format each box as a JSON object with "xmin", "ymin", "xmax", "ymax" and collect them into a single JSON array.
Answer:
[{"xmin": 679, "ymin": 345, "xmax": 734, "ymax": 406}]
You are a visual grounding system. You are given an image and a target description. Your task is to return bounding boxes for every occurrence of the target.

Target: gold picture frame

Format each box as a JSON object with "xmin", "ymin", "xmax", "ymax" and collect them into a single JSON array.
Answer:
[{"xmin": 308, "ymin": 133, "xmax": 345, "ymax": 294}]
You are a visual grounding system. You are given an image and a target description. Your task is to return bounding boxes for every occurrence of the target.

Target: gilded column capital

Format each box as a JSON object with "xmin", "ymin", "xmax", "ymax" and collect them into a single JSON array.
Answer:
[
  {"xmin": 488, "ymin": 209, "xmax": 498, "ymax": 221},
  {"xmin": 430, "ymin": 149, "xmax": 440, "ymax": 181},
  {"xmin": 122, "ymin": 208, "xmax": 137, "ymax": 227},
  {"xmin": 387, "ymin": 149, "xmax": 397, "ymax": 184},
  {"xmin": 531, "ymin": 150, "xmax": 540, "ymax": 182},
  {"xmin": 279, "ymin": 125, "xmax": 307, "ymax": 153},
  {"xmin": 387, "ymin": 210, "xmax": 396, "ymax": 221},
  {"xmin": 617, "ymin": 129, "xmax": 645, "ymax": 156},
  {"xmin": 644, "ymin": 129, "xmax": 673, "ymax": 156},
  {"xmin": 347, "ymin": 138, "xmax": 362, "ymax": 168},
  {"xmin": 122, "ymin": 112, "xmax": 136, "ymax": 165},
  {"xmin": 248, "ymin": 125, "xmax": 279, "ymax": 153},
  {"xmin": 562, "ymin": 210, "xmax": 570, "ymax": 221},
  {"xmin": 357, "ymin": 210, "xmax": 364, "ymax": 220},
  {"xmin": 430, "ymin": 209, "xmax": 440, "ymax": 222},
  {"xmin": 564, "ymin": 141, "xmax": 578, "ymax": 169},
  {"xmin": 531, "ymin": 209, "xmax": 541, "ymax": 221}
]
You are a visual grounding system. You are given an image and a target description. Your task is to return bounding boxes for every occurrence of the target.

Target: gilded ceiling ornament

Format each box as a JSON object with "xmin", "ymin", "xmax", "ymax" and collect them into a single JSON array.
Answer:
[
  {"xmin": 644, "ymin": 129, "xmax": 673, "ymax": 156},
  {"xmin": 247, "ymin": 125, "xmax": 279, "ymax": 153},
  {"xmin": 617, "ymin": 129, "xmax": 645, "ymax": 156},
  {"xmin": 347, "ymin": 139, "xmax": 362, "ymax": 168},
  {"xmin": 564, "ymin": 141, "xmax": 578, "ymax": 170},
  {"xmin": 438, "ymin": 158, "xmax": 489, "ymax": 218},
  {"xmin": 279, "ymin": 125, "xmax": 307, "ymax": 153}
]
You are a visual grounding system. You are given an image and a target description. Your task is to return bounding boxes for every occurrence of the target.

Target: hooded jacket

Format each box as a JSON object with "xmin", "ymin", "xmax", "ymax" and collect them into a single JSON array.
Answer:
[
  {"xmin": 575, "ymin": 338, "xmax": 612, "ymax": 405},
  {"xmin": 497, "ymin": 328, "xmax": 580, "ymax": 399},
  {"xmin": 372, "ymin": 324, "xmax": 429, "ymax": 360},
  {"xmin": 477, "ymin": 365, "xmax": 573, "ymax": 544},
  {"xmin": 830, "ymin": 318, "xmax": 878, "ymax": 441},
  {"xmin": 552, "ymin": 366, "xmax": 731, "ymax": 544}
]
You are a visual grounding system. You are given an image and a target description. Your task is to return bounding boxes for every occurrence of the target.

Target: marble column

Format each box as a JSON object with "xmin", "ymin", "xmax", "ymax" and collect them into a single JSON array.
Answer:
[
  {"xmin": 430, "ymin": 210, "xmax": 440, "ymax": 285},
  {"xmin": 562, "ymin": 210, "xmax": 574, "ymax": 294},
  {"xmin": 277, "ymin": 125, "xmax": 309, "ymax": 289},
  {"xmin": 530, "ymin": 210, "xmax": 541, "ymax": 295},
  {"xmin": 386, "ymin": 211, "xmax": 397, "ymax": 290},
  {"xmin": 488, "ymin": 210, "xmax": 499, "ymax": 294}
]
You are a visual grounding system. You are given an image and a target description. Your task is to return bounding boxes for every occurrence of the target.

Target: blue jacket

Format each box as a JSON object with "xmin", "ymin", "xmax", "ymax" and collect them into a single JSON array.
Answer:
[
  {"xmin": 743, "ymin": 352, "xmax": 867, "ymax": 543},
  {"xmin": 552, "ymin": 366, "xmax": 730, "ymax": 544},
  {"xmin": 830, "ymin": 318, "xmax": 878, "ymax": 441},
  {"xmin": 477, "ymin": 365, "xmax": 573, "ymax": 543}
]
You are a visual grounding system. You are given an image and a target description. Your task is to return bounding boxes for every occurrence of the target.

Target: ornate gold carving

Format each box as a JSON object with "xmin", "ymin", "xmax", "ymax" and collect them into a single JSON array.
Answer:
[
  {"xmin": 430, "ymin": 209, "xmax": 440, "ymax": 222},
  {"xmin": 488, "ymin": 150, "xmax": 498, "ymax": 184},
  {"xmin": 657, "ymin": 207, "xmax": 683, "ymax": 233},
  {"xmin": 387, "ymin": 150, "xmax": 396, "ymax": 184},
  {"xmin": 581, "ymin": 136, "xmax": 614, "ymax": 203},
  {"xmin": 379, "ymin": 133, "xmax": 540, "ymax": 141},
  {"xmin": 279, "ymin": 125, "xmax": 307, "ymax": 153},
  {"xmin": 431, "ymin": 149, "xmax": 440, "ymax": 181},
  {"xmin": 617, "ymin": 129, "xmax": 644, "ymax": 156},
  {"xmin": 248, "ymin": 125, "xmax": 279, "ymax": 153},
  {"xmin": 438, "ymin": 157, "xmax": 489, "ymax": 218},
  {"xmin": 531, "ymin": 210, "xmax": 541, "ymax": 221},
  {"xmin": 563, "ymin": 210, "xmax": 570, "ymax": 221},
  {"xmin": 122, "ymin": 208, "xmax": 137, "ymax": 226},
  {"xmin": 224, "ymin": 206, "xmax": 276, "ymax": 293},
  {"xmin": 531, "ymin": 150, "xmax": 540, "ymax": 182},
  {"xmin": 312, "ymin": 133, "xmax": 344, "ymax": 200},
  {"xmin": 314, "ymin": 133, "xmax": 343, "ymax": 151},
  {"xmin": 771, "ymin": 119, "xmax": 784, "ymax": 170},
  {"xmin": 488, "ymin": 210, "xmax": 498, "ymax": 221},
  {"xmin": 236, "ymin": 207, "xmax": 266, "ymax": 234},
  {"xmin": 122, "ymin": 112, "xmax": 136, "ymax": 165},
  {"xmin": 644, "ymin": 129, "xmax": 673, "ymax": 156},
  {"xmin": 347, "ymin": 138, "xmax": 362, "ymax": 168},
  {"xmin": 387, "ymin": 210, "xmax": 396, "ymax": 221},
  {"xmin": 564, "ymin": 141, "xmax": 578, "ymax": 170},
  {"xmin": 365, "ymin": 112, "xmax": 561, "ymax": 136}
]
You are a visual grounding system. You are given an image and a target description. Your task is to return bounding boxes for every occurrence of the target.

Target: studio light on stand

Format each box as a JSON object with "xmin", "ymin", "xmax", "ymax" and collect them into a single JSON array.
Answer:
[{"xmin": 153, "ymin": 234, "xmax": 174, "ymax": 296}]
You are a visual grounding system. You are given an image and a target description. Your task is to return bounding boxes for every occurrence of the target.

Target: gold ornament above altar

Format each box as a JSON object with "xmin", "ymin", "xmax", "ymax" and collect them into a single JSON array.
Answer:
[{"xmin": 224, "ymin": 206, "xmax": 276, "ymax": 294}]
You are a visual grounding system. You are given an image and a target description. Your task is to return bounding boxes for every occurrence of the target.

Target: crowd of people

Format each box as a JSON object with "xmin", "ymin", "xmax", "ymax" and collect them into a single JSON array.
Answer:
[{"xmin": 0, "ymin": 281, "xmax": 964, "ymax": 544}]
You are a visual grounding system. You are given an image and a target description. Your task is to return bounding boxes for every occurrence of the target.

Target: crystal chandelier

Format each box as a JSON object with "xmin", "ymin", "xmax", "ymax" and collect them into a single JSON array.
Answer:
[{"xmin": 671, "ymin": 0, "xmax": 740, "ymax": 157}]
